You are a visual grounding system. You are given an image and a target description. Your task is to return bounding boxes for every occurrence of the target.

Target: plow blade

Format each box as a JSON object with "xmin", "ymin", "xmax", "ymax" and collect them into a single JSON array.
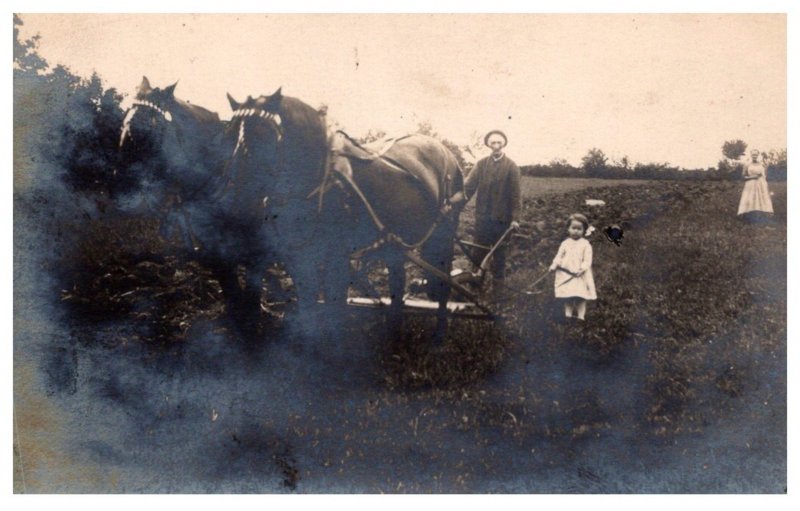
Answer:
[{"xmin": 346, "ymin": 296, "xmax": 493, "ymax": 320}]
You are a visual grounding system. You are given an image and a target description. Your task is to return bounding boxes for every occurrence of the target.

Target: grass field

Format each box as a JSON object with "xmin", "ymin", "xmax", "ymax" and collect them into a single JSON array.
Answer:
[
  {"xmin": 505, "ymin": 179, "xmax": 786, "ymax": 434},
  {"xmin": 460, "ymin": 176, "xmax": 654, "ymax": 220},
  {"xmin": 20, "ymin": 176, "xmax": 786, "ymax": 492},
  {"xmin": 519, "ymin": 176, "xmax": 656, "ymax": 197},
  {"xmin": 386, "ymin": 178, "xmax": 786, "ymax": 490}
]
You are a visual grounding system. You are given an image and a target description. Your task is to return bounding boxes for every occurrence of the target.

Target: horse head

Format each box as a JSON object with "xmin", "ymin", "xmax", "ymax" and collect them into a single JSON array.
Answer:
[
  {"xmin": 224, "ymin": 87, "xmax": 328, "ymax": 199},
  {"xmin": 119, "ymin": 77, "xmax": 226, "ymax": 196},
  {"xmin": 119, "ymin": 76, "xmax": 178, "ymax": 152},
  {"xmin": 226, "ymin": 88, "xmax": 285, "ymax": 171}
]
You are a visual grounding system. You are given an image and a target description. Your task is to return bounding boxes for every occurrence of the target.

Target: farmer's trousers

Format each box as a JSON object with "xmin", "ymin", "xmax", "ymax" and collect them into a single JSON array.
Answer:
[{"xmin": 473, "ymin": 217, "xmax": 511, "ymax": 280}]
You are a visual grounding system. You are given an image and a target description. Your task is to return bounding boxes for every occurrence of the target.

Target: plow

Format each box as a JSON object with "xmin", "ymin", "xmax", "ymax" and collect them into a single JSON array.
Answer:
[{"xmin": 345, "ymin": 224, "xmax": 524, "ymax": 321}]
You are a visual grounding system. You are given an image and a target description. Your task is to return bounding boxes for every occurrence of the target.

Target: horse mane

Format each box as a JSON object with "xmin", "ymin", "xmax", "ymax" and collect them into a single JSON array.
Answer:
[
  {"xmin": 173, "ymin": 98, "xmax": 221, "ymax": 125},
  {"xmin": 276, "ymin": 95, "xmax": 329, "ymax": 162},
  {"xmin": 277, "ymin": 96, "xmax": 326, "ymax": 136}
]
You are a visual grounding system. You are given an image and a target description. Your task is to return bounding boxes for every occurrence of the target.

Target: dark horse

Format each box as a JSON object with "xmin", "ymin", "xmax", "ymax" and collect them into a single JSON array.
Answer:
[
  {"xmin": 225, "ymin": 88, "xmax": 464, "ymax": 339},
  {"xmin": 118, "ymin": 77, "xmax": 274, "ymax": 341}
]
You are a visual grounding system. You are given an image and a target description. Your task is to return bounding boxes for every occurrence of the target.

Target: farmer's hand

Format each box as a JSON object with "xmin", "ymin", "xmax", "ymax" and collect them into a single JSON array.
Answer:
[
  {"xmin": 575, "ymin": 269, "xmax": 585, "ymax": 277},
  {"xmin": 548, "ymin": 264, "xmax": 557, "ymax": 272},
  {"xmin": 511, "ymin": 221, "xmax": 520, "ymax": 230},
  {"xmin": 448, "ymin": 192, "xmax": 465, "ymax": 205}
]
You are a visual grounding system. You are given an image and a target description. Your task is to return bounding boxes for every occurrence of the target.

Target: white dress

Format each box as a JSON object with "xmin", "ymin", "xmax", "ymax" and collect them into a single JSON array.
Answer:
[
  {"xmin": 551, "ymin": 237, "xmax": 597, "ymax": 300},
  {"xmin": 737, "ymin": 162, "xmax": 773, "ymax": 215}
]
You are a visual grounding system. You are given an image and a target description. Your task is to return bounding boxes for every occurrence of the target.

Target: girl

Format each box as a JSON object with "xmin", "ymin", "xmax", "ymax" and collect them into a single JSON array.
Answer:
[{"xmin": 549, "ymin": 213, "xmax": 597, "ymax": 320}]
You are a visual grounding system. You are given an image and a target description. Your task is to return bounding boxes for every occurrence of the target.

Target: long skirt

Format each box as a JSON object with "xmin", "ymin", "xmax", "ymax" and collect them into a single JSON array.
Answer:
[{"xmin": 738, "ymin": 178, "xmax": 773, "ymax": 215}]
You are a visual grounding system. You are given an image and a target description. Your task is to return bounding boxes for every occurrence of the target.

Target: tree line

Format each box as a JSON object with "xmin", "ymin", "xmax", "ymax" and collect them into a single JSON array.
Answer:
[
  {"xmin": 519, "ymin": 144, "xmax": 787, "ymax": 182},
  {"xmin": 14, "ymin": 14, "xmax": 132, "ymax": 203}
]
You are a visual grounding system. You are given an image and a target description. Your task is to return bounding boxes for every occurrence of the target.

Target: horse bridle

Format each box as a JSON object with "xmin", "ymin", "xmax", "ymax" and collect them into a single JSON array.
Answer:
[
  {"xmin": 230, "ymin": 107, "xmax": 283, "ymax": 159},
  {"xmin": 215, "ymin": 107, "xmax": 286, "ymax": 208},
  {"xmin": 119, "ymin": 99, "xmax": 174, "ymax": 148},
  {"xmin": 132, "ymin": 99, "xmax": 173, "ymax": 121}
]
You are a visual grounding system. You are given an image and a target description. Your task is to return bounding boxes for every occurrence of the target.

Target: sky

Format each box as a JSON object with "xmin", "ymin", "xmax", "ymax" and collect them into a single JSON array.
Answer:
[{"xmin": 16, "ymin": 13, "xmax": 787, "ymax": 169}]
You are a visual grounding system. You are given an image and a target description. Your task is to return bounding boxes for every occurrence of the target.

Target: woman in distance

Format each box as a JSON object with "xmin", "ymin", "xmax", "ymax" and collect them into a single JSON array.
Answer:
[{"xmin": 737, "ymin": 149, "xmax": 774, "ymax": 222}]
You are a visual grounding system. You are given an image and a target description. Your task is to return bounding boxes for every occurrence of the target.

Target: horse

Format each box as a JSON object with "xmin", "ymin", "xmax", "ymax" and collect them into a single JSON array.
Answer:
[
  {"xmin": 224, "ymin": 87, "xmax": 464, "ymax": 340},
  {"xmin": 118, "ymin": 76, "xmax": 275, "ymax": 342}
]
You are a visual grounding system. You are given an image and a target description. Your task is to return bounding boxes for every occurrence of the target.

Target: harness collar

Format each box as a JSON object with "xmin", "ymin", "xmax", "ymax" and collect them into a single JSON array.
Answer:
[
  {"xmin": 132, "ymin": 99, "xmax": 173, "ymax": 122},
  {"xmin": 119, "ymin": 100, "xmax": 174, "ymax": 148}
]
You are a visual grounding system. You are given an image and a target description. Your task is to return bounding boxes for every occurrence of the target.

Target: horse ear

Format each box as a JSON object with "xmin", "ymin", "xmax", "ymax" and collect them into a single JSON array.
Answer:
[
  {"xmin": 138, "ymin": 76, "xmax": 152, "ymax": 94},
  {"xmin": 226, "ymin": 92, "xmax": 241, "ymax": 111},
  {"xmin": 164, "ymin": 81, "xmax": 178, "ymax": 97},
  {"xmin": 266, "ymin": 87, "xmax": 283, "ymax": 110}
]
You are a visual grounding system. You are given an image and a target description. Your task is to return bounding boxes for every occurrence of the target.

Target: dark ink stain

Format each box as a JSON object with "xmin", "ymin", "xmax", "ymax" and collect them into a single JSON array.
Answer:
[
  {"xmin": 577, "ymin": 466, "xmax": 602, "ymax": 484},
  {"xmin": 604, "ymin": 224, "xmax": 624, "ymax": 246},
  {"xmin": 275, "ymin": 450, "xmax": 300, "ymax": 490}
]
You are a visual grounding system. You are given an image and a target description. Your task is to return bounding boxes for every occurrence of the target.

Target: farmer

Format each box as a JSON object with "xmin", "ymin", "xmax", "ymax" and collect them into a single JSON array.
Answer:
[{"xmin": 448, "ymin": 130, "xmax": 521, "ymax": 283}]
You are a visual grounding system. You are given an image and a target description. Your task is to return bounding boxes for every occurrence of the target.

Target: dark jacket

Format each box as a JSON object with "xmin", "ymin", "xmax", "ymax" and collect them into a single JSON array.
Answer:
[{"xmin": 463, "ymin": 153, "xmax": 521, "ymax": 223}]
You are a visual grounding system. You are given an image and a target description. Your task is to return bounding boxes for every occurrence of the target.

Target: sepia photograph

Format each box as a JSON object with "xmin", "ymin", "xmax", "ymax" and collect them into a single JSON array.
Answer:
[{"xmin": 11, "ymin": 8, "xmax": 790, "ymax": 495}]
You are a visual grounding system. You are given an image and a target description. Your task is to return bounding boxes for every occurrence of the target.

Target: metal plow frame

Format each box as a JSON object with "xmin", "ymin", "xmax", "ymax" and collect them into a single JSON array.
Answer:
[{"xmin": 343, "ymin": 226, "xmax": 522, "ymax": 321}]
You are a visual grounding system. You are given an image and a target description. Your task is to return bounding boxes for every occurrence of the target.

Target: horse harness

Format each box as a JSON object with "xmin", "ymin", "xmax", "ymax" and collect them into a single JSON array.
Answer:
[
  {"xmin": 223, "ymin": 111, "xmax": 456, "ymax": 261},
  {"xmin": 230, "ymin": 107, "xmax": 284, "ymax": 151},
  {"xmin": 214, "ymin": 107, "xmax": 285, "ymax": 202},
  {"xmin": 310, "ymin": 130, "xmax": 457, "ymax": 260}
]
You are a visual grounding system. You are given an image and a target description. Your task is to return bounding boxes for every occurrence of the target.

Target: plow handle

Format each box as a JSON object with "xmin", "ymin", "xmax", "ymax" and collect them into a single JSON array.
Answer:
[
  {"xmin": 403, "ymin": 250, "xmax": 494, "ymax": 318},
  {"xmin": 478, "ymin": 224, "xmax": 517, "ymax": 274}
]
